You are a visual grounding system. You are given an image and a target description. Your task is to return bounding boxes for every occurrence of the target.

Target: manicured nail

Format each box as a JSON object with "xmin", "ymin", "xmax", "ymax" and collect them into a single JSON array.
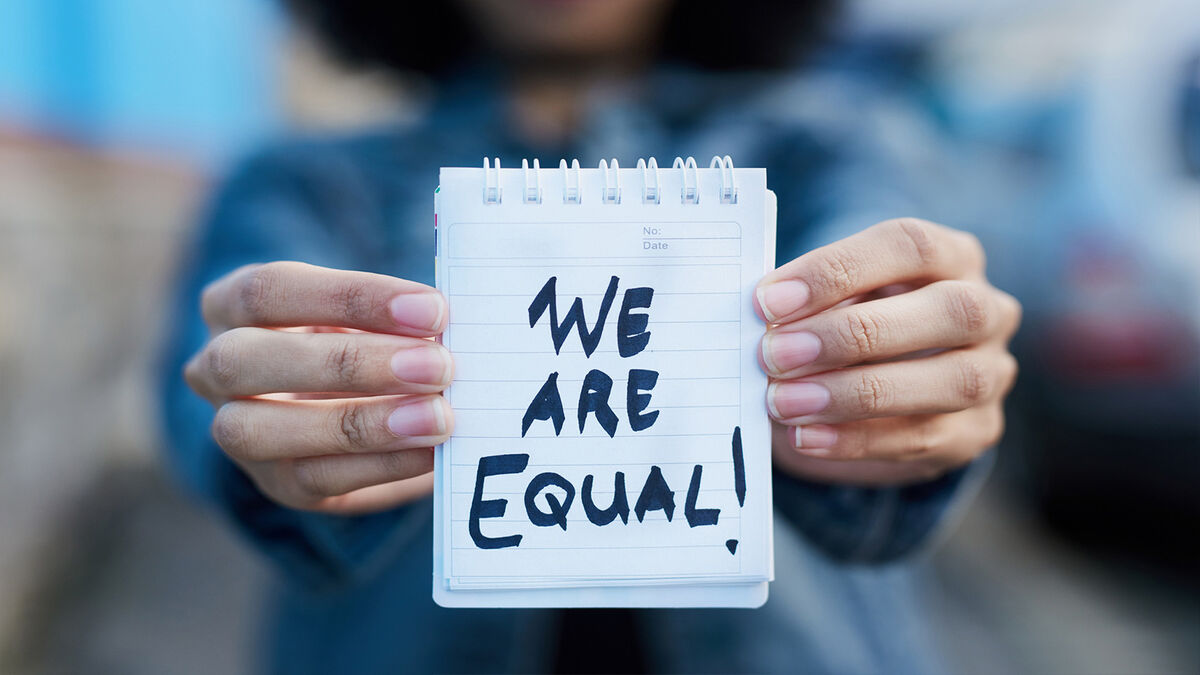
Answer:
[
  {"xmin": 391, "ymin": 345, "xmax": 451, "ymax": 386},
  {"xmin": 389, "ymin": 292, "xmax": 445, "ymax": 331},
  {"xmin": 795, "ymin": 425, "xmax": 838, "ymax": 453},
  {"xmin": 756, "ymin": 280, "xmax": 810, "ymax": 323},
  {"xmin": 387, "ymin": 399, "xmax": 447, "ymax": 437},
  {"xmin": 762, "ymin": 331, "xmax": 821, "ymax": 375},
  {"xmin": 768, "ymin": 381, "xmax": 831, "ymax": 419}
]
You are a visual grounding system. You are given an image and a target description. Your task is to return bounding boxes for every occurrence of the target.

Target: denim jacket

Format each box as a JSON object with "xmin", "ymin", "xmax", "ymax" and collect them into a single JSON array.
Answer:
[{"xmin": 160, "ymin": 64, "xmax": 985, "ymax": 674}]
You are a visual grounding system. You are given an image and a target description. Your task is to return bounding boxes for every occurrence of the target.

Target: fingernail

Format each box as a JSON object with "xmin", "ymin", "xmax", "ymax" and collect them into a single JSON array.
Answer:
[
  {"xmin": 768, "ymin": 381, "xmax": 831, "ymax": 418},
  {"xmin": 795, "ymin": 425, "xmax": 838, "ymax": 453},
  {"xmin": 756, "ymin": 280, "xmax": 810, "ymax": 323},
  {"xmin": 762, "ymin": 331, "xmax": 821, "ymax": 375},
  {"xmin": 391, "ymin": 345, "xmax": 451, "ymax": 386},
  {"xmin": 387, "ymin": 399, "xmax": 447, "ymax": 437},
  {"xmin": 390, "ymin": 292, "xmax": 445, "ymax": 331}
]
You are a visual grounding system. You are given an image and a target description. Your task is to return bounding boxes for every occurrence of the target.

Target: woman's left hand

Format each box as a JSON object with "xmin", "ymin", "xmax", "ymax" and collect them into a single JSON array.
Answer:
[{"xmin": 756, "ymin": 218, "xmax": 1021, "ymax": 486}]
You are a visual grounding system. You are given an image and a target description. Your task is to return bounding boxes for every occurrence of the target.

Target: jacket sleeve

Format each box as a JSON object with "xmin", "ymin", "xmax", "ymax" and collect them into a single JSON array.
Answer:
[
  {"xmin": 157, "ymin": 146, "xmax": 426, "ymax": 592},
  {"xmin": 771, "ymin": 456, "xmax": 990, "ymax": 563}
]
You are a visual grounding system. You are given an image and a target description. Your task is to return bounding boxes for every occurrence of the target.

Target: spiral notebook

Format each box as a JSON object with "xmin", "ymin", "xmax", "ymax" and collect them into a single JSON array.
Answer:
[{"xmin": 433, "ymin": 157, "xmax": 776, "ymax": 607}]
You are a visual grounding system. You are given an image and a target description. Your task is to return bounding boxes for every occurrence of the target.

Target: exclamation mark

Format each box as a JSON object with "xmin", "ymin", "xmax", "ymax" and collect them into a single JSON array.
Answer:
[{"xmin": 726, "ymin": 425, "xmax": 744, "ymax": 555}]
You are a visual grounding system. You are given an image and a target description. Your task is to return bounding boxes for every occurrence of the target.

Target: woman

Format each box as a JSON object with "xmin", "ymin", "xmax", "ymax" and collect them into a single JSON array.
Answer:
[{"xmin": 162, "ymin": 1, "xmax": 1020, "ymax": 672}]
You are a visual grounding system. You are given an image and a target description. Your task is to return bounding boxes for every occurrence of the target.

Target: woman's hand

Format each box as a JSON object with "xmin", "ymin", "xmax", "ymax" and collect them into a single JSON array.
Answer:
[
  {"xmin": 184, "ymin": 262, "xmax": 451, "ymax": 514},
  {"xmin": 756, "ymin": 218, "xmax": 1021, "ymax": 486}
]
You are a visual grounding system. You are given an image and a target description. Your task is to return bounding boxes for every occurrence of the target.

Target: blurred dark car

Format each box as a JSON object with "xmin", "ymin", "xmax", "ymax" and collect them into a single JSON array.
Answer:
[
  {"xmin": 1008, "ymin": 41, "xmax": 1200, "ymax": 565},
  {"xmin": 1015, "ymin": 235, "xmax": 1200, "ymax": 548},
  {"xmin": 915, "ymin": 8, "xmax": 1200, "ymax": 566}
]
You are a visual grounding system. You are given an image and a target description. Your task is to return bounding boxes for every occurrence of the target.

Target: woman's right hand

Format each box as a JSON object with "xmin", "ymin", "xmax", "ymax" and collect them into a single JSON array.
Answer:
[{"xmin": 184, "ymin": 261, "xmax": 453, "ymax": 514}]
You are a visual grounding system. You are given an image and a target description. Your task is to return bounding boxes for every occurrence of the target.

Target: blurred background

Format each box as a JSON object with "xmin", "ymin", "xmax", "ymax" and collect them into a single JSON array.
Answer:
[{"xmin": 1, "ymin": 0, "xmax": 1197, "ymax": 673}]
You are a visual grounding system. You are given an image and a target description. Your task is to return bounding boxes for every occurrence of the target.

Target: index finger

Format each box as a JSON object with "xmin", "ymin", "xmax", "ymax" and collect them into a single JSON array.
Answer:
[
  {"xmin": 755, "ymin": 218, "xmax": 984, "ymax": 324},
  {"xmin": 201, "ymin": 261, "xmax": 446, "ymax": 336}
]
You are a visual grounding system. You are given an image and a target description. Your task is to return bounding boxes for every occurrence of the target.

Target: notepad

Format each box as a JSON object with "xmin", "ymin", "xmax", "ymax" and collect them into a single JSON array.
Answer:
[{"xmin": 433, "ymin": 157, "xmax": 776, "ymax": 607}]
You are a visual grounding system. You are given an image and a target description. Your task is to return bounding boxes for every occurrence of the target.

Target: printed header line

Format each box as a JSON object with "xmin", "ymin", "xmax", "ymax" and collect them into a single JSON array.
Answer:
[
  {"xmin": 449, "ymin": 255, "xmax": 740, "ymax": 260},
  {"xmin": 447, "ymin": 263, "xmax": 741, "ymax": 270}
]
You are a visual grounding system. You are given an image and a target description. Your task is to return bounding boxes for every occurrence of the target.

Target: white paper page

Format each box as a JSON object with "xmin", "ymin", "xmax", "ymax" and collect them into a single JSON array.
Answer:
[{"xmin": 434, "ymin": 162, "xmax": 774, "ymax": 605}]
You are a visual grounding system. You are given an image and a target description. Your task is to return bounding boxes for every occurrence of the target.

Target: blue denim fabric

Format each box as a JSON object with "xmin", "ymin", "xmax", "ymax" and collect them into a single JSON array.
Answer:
[{"xmin": 159, "ymin": 65, "xmax": 983, "ymax": 673}]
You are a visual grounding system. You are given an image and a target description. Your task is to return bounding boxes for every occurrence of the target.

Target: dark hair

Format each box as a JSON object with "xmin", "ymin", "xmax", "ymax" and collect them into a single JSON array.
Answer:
[{"xmin": 285, "ymin": 0, "xmax": 836, "ymax": 77}]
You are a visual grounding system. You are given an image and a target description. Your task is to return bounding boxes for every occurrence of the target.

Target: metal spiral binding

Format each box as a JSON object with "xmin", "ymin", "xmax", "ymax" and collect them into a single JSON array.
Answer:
[
  {"xmin": 483, "ymin": 157, "xmax": 502, "ymax": 204},
  {"xmin": 522, "ymin": 158, "xmax": 542, "ymax": 204},
  {"xmin": 560, "ymin": 158, "xmax": 582, "ymax": 204},
  {"xmin": 709, "ymin": 155, "xmax": 738, "ymax": 204},
  {"xmin": 637, "ymin": 157, "xmax": 661, "ymax": 203},
  {"xmin": 599, "ymin": 159, "xmax": 621, "ymax": 204},
  {"xmin": 673, "ymin": 156, "xmax": 700, "ymax": 204},
  {"xmin": 484, "ymin": 156, "xmax": 737, "ymax": 205}
]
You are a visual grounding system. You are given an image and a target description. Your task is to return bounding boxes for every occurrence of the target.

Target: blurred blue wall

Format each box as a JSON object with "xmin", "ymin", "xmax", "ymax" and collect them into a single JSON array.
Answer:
[{"xmin": 0, "ymin": 0, "xmax": 281, "ymax": 165}]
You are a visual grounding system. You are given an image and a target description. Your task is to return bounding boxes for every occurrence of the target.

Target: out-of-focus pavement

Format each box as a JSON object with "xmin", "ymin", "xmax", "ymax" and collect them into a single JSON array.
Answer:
[
  {"xmin": 4, "ymin": 466, "xmax": 270, "ymax": 675},
  {"xmin": 928, "ymin": 481, "xmax": 1200, "ymax": 674},
  {"xmin": 0, "ymin": 134, "xmax": 202, "ymax": 664}
]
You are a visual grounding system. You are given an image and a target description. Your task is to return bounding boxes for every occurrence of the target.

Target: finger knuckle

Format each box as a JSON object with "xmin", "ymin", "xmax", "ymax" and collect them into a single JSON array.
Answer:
[
  {"xmin": 897, "ymin": 418, "xmax": 938, "ymax": 459},
  {"xmin": 205, "ymin": 331, "xmax": 244, "ymax": 392},
  {"xmin": 891, "ymin": 218, "xmax": 941, "ymax": 269},
  {"xmin": 236, "ymin": 263, "xmax": 277, "ymax": 324},
  {"xmin": 292, "ymin": 458, "xmax": 338, "ymax": 497},
  {"xmin": 333, "ymin": 403, "xmax": 373, "ymax": 451},
  {"xmin": 816, "ymin": 248, "xmax": 862, "ymax": 298},
  {"xmin": 839, "ymin": 309, "xmax": 888, "ymax": 358},
  {"xmin": 375, "ymin": 451, "xmax": 415, "ymax": 479},
  {"xmin": 956, "ymin": 354, "xmax": 992, "ymax": 406},
  {"xmin": 333, "ymin": 279, "xmax": 375, "ymax": 326},
  {"xmin": 856, "ymin": 371, "xmax": 894, "ymax": 415},
  {"xmin": 946, "ymin": 281, "xmax": 990, "ymax": 336},
  {"xmin": 326, "ymin": 339, "xmax": 365, "ymax": 390},
  {"xmin": 211, "ymin": 404, "xmax": 249, "ymax": 457}
]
